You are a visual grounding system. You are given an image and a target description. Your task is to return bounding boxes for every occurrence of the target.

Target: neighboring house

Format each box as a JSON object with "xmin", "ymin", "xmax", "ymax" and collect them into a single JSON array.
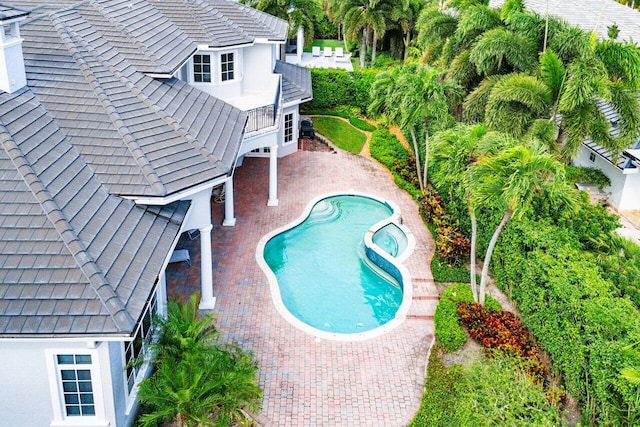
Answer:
[
  {"xmin": 0, "ymin": 1, "xmax": 311, "ymax": 426},
  {"xmin": 490, "ymin": 0, "xmax": 640, "ymax": 210}
]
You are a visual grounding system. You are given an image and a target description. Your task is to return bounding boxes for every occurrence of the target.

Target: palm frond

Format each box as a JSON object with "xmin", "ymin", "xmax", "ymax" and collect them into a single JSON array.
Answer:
[
  {"xmin": 526, "ymin": 118, "xmax": 559, "ymax": 155},
  {"xmin": 455, "ymin": 5, "xmax": 502, "ymax": 48},
  {"xmin": 539, "ymin": 49, "xmax": 565, "ymax": 105},
  {"xmin": 548, "ymin": 23, "xmax": 589, "ymax": 64},
  {"xmin": 596, "ymin": 40, "xmax": 640, "ymax": 86},
  {"xmin": 469, "ymin": 27, "xmax": 538, "ymax": 76},
  {"xmin": 463, "ymin": 74, "xmax": 503, "ymax": 122}
]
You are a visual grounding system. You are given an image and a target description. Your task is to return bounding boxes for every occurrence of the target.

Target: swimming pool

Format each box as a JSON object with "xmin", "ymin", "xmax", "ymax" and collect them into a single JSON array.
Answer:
[{"xmin": 257, "ymin": 193, "xmax": 415, "ymax": 341}]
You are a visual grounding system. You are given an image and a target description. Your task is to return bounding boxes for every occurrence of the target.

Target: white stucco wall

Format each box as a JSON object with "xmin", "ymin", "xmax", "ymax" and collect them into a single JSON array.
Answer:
[
  {"xmin": 0, "ymin": 339, "xmax": 120, "ymax": 427},
  {"xmin": 574, "ymin": 145, "xmax": 635, "ymax": 210},
  {"xmin": 618, "ymin": 172, "xmax": 640, "ymax": 210},
  {"xmin": 189, "ymin": 48, "xmax": 244, "ymax": 100},
  {"xmin": 279, "ymin": 105, "xmax": 300, "ymax": 157},
  {"xmin": 242, "ymin": 44, "xmax": 278, "ymax": 93}
]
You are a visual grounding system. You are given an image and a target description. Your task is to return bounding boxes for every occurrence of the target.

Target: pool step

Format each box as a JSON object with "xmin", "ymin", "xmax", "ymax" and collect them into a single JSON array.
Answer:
[{"xmin": 407, "ymin": 297, "xmax": 438, "ymax": 320}]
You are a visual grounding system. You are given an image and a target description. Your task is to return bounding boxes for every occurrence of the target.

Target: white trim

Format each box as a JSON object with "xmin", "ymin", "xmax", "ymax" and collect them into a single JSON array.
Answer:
[
  {"xmin": 255, "ymin": 191, "xmax": 414, "ymax": 342},
  {"xmin": 45, "ymin": 349, "xmax": 110, "ymax": 427},
  {"xmin": 130, "ymin": 176, "xmax": 228, "ymax": 205}
]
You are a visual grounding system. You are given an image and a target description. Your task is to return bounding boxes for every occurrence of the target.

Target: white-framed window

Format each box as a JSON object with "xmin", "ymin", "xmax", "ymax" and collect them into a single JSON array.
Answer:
[
  {"xmin": 220, "ymin": 52, "xmax": 235, "ymax": 82},
  {"xmin": 47, "ymin": 349, "xmax": 107, "ymax": 426},
  {"xmin": 589, "ymin": 151, "xmax": 596, "ymax": 162},
  {"xmin": 193, "ymin": 54, "xmax": 211, "ymax": 83},
  {"xmin": 284, "ymin": 113, "xmax": 294, "ymax": 144},
  {"xmin": 124, "ymin": 291, "xmax": 158, "ymax": 395}
]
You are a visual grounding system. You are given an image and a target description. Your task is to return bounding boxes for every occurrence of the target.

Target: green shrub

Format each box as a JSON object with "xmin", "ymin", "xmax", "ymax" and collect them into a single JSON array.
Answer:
[
  {"xmin": 348, "ymin": 116, "xmax": 376, "ymax": 132},
  {"xmin": 369, "ymin": 129, "xmax": 420, "ymax": 198},
  {"xmin": 566, "ymin": 165, "xmax": 611, "ymax": 190},
  {"xmin": 434, "ymin": 284, "xmax": 501, "ymax": 352},
  {"xmin": 492, "ymin": 220, "xmax": 640, "ymax": 425},
  {"xmin": 411, "ymin": 351, "xmax": 564, "ymax": 427},
  {"xmin": 431, "ymin": 255, "xmax": 475, "ymax": 283},
  {"xmin": 307, "ymin": 68, "xmax": 379, "ymax": 113}
]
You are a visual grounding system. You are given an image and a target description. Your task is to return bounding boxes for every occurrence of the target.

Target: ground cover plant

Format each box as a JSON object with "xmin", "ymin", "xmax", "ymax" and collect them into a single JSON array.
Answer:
[{"xmin": 311, "ymin": 116, "xmax": 366, "ymax": 153}]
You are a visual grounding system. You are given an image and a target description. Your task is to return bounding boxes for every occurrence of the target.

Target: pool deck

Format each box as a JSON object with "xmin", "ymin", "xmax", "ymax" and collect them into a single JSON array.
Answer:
[{"xmin": 166, "ymin": 149, "xmax": 438, "ymax": 426}]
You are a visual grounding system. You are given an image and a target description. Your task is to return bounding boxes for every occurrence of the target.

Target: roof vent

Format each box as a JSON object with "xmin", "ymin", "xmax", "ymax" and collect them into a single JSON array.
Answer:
[{"xmin": 0, "ymin": 6, "xmax": 30, "ymax": 94}]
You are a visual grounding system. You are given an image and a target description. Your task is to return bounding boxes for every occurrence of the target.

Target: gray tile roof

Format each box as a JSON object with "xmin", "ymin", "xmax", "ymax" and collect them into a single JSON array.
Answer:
[
  {"xmin": 0, "ymin": 88, "xmax": 190, "ymax": 337},
  {"xmin": 275, "ymin": 60, "xmax": 312, "ymax": 104},
  {"xmin": 148, "ymin": 0, "xmax": 288, "ymax": 48},
  {"xmin": 21, "ymin": 11, "xmax": 247, "ymax": 197},
  {"xmin": 0, "ymin": 3, "xmax": 29, "ymax": 19}
]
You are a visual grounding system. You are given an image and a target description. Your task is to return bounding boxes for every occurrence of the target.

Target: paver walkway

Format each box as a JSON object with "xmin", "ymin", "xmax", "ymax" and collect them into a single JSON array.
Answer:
[{"xmin": 166, "ymin": 149, "xmax": 437, "ymax": 427}]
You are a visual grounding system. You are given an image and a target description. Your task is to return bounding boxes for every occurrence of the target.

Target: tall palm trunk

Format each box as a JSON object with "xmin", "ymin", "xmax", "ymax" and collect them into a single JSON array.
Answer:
[
  {"xmin": 360, "ymin": 27, "xmax": 368, "ymax": 68},
  {"xmin": 423, "ymin": 117, "xmax": 430, "ymax": 187},
  {"xmin": 409, "ymin": 127, "xmax": 424, "ymax": 191},
  {"xmin": 404, "ymin": 31, "xmax": 410, "ymax": 61},
  {"xmin": 469, "ymin": 206, "xmax": 478, "ymax": 302},
  {"xmin": 371, "ymin": 29, "xmax": 378, "ymax": 66},
  {"xmin": 479, "ymin": 208, "xmax": 513, "ymax": 305}
]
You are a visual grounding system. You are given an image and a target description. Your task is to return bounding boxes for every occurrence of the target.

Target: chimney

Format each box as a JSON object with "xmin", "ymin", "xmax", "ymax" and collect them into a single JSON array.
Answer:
[{"xmin": 0, "ymin": 6, "xmax": 29, "ymax": 94}]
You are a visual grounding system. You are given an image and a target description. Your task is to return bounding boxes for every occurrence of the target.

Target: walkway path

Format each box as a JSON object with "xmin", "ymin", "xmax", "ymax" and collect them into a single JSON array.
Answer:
[{"xmin": 167, "ymin": 149, "xmax": 437, "ymax": 426}]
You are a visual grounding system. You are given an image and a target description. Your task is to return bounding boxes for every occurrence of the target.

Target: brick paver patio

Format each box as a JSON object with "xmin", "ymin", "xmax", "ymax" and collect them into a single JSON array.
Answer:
[{"xmin": 166, "ymin": 149, "xmax": 437, "ymax": 426}]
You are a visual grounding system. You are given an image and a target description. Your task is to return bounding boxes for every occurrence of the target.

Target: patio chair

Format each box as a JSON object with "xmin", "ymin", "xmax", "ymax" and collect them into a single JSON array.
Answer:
[
  {"xmin": 169, "ymin": 249, "xmax": 191, "ymax": 266},
  {"xmin": 323, "ymin": 47, "xmax": 332, "ymax": 57},
  {"xmin": 312, "ymin": 46, "xmax": 321, "ymax": 57},
  {"xmin": 335, "ymin": 47, "xmax": 344, "ymax": 57}
]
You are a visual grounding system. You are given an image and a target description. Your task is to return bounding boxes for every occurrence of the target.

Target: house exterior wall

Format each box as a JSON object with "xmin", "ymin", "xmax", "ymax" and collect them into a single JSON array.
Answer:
[
  {"xmin": 242, "ymin": 44, "xmax": 277, "ymax": 93},
  {"xmin": 190, "ymin": 48, "xmax": 244, "ymax": 100},
  {"xmin": 0, "ymin": 339, "xmax": 120, "ymax": 427},
  {"xmin": 574, "ymin": 145, "xmax": 632, "ymax": 210},
  {"xmin": 618, "ymin": 172, "xmax": 640, "ymax": 210},
  {"xmin": 279, "ymin": 105, "xmax": 299, "ymax": 157}
]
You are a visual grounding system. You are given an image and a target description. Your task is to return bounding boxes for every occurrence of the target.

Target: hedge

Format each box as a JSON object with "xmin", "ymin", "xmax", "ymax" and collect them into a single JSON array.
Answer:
[
  {"xmin": 369, "ymin": 129, "xmax": 420, "ymax": 199},
  {"xmin": 306, "ymin": 68, "xmax": 379, "ymax": 113},
  {"xmin": 492, "ymin": 220, "xmax": 640, "ymax": 425}
]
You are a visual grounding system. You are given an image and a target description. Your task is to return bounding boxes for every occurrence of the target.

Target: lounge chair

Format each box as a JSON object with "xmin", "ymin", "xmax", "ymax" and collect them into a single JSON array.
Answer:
[
  {"xmin": 169, "ymin": 249, "xmax": 191, "ymax": 266},
  {"xmin": 335, "ymin": 47, "xmax": 344, "ymax": 57},
  {"xmin": 324, "ymin": 47, "xmax": 332, "ymax": 57},
  {"xmin": 312, "ymin": 46, "xmax": 321, "ymax": 57}
]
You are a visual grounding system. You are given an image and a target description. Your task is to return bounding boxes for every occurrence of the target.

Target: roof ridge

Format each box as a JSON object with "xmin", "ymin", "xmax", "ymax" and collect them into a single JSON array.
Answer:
[
  {"xmin": 53, "ymin": 9, "xmax": 225, "ymax": 173},
  {"xmin": 52, "ymin": 12, "xmax": 169, "ymax": 196},
  {"xmin": 0, "ymin": 108, "xmax": 135, "ymax": 333},
  {"xmin": 193, "ymin": 0, "xmax": 251, "ymax": 44},
  {"xmin": 88, "ymin": 0, "xmax": 165, "ymax": 68}
]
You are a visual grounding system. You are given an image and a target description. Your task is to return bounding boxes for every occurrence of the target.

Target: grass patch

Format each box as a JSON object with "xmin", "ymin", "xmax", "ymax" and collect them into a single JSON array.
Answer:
[
  {"xmin": 303, "ymin": 39, "xmax": 346, "ymax": 52},
  {"xmin": 312, "ymin": 116, "xmax": 366, "ymax": 154}
]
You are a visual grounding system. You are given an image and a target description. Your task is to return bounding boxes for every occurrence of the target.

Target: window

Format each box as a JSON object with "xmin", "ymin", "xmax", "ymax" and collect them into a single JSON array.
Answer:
[
  {"xmin": 124, "ymin": 292, "xmax": 157, "ymax": 394},
  {"xmin": 284, "ymin": 113, "xmax": 294, "ymax": 144},
  {"xmin": 56, "ymin": 354, "xmax": 96, "ymax": 417},
  {"xmin": 221, "ymin": 52, "xmax": 234, "ymax": 81},
  {"xmin": 589, "ymin": 151, "xmax": 596, "ymax": 162},
  {"xmin": 193, "ymin": 54, "xmax": 211, "ymax": 83}
]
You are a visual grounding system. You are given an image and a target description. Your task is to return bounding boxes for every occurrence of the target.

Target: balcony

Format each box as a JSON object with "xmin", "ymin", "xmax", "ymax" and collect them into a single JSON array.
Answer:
[{"xmin": 224, "ymin": 74, "xmax": 281, "ymax": 135}]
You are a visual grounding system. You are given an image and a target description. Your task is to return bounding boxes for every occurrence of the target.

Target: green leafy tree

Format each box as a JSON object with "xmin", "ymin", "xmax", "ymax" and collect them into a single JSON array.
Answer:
[{"xmin": 470, "ymin": 141, "xmax": 576, "ymax": 304}]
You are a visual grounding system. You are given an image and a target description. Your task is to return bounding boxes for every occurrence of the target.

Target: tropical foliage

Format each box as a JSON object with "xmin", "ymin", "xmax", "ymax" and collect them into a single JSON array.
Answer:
[{"xmin": 136, "ymin": 296, "xmax": 261, "ymax": 427}]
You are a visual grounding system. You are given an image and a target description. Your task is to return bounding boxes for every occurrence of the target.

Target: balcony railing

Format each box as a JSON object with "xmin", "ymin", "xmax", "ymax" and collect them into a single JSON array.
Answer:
[{"xmin": 244, "ymin": 76, "xmax": 282, "ymax": 134}]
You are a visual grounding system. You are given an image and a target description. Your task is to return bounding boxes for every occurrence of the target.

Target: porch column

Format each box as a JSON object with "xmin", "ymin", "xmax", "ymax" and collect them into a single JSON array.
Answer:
[
  {"xmin": 198, "ymin": 224, "xmax": 216, "ymax": 310},
  {"xmin": 268, "ymin": 144, "xmax": 278, "ymax": 206},
  {"xmin": 157, "ymin": 271, "xmax": 167, "ymax": 317},
  {"xmin": 222, "ymin": 176, "xmax": 236, "ymax": 226}
]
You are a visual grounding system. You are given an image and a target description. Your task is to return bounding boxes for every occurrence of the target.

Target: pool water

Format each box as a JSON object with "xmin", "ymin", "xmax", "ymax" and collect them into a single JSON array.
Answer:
[{"xmin": 263, "ymin": 195, "xmax": 403, "ymax": 334}]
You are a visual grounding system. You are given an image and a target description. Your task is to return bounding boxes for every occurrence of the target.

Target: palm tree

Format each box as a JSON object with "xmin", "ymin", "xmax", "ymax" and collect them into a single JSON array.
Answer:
[
  {"xmin": 470, "ymin": 141, "xmax": 576, "ymax": 305},
  {"xmin": 370, "ymin": 63, "xmax": 462, "ymax": 190},
  {"xmin": 136, "ymin": 296, "xmax": 262, "ymax": 426},
  {"xmin": 340, "ymin": 0, "xmax": 392, "ymax": 67},
  {"xmin": 389, "ymin": 0, "xmax": 422, "ymax": 60}
]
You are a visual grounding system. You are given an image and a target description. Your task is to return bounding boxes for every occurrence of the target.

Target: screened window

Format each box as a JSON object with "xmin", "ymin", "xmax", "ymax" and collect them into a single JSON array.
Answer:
[
  {"xmin": 284, "ymin": 113, "xmax": 294, "ymax": 143},
  {"xmin": 221, "ymin": 52, "xmax": 234, "ymax": 81},
  {"xmin": 193, "ymin": 54, "xmax": 211, "ymax": 83},
  {"xmin": 589, "ymin": 151, "xmax": 596, "ymax": 162},
  {"xmin": 56, "ymin": 354, "xmax": 95, "ymax": 417},
  {"xmin": 124, "ymin": 292, "xmax": 158, "ymax": 393}
]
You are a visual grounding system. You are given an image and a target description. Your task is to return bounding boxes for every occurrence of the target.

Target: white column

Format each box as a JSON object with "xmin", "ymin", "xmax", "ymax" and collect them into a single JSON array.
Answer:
[
  {"xmin": 223, "ymin": 176, "xmax": 236, "ymax": 226},
  {"xmin": 268, "ymin": 144, "xmax": 279, "ymax": 206},
  {"xmin": 198, "ymin": 224, "xmax": 216, "ymax": 310},
  {"xmin": 157, "ymin": 271, "xmax": 167, "ymax": 317},
  {"xmin": 297, "ymin": 26, "xmax": 304, "ymax": 63}
]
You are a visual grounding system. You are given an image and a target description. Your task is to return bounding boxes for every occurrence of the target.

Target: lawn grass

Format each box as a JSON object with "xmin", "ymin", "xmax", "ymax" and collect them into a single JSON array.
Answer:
[
  {"xmin": 312, "ymin": 116, "xmax": 366, "ymax": 154},
  {"xmin": 303, "ymin": 39, "xmax": 346, "ymax": 52}
]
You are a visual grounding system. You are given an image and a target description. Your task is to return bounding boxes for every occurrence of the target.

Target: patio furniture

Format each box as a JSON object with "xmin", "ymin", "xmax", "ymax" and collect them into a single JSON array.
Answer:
[
  {"xmin": 312, "ymin": 46, "xmax": 321, "ymax": 56},
  {"xmin": 187, "ymin": 229, "xmax": 200, "ymax": 240},
  {"xmin": 169, "ymin": 249, "xmax": 191, "ymax": 266},
  {"xmin": 335, "ymin": 47, "xmax": 344, "ymax": 57},
  {"xmin": 323, "ymin": 47, "xmax": 332, "ymax": 57}
]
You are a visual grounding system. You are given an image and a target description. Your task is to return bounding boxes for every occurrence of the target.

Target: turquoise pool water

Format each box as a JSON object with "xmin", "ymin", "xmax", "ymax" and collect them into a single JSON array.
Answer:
[{"xmin": 263, "ymin": 195, "xmax": 403, "ymax": 334}]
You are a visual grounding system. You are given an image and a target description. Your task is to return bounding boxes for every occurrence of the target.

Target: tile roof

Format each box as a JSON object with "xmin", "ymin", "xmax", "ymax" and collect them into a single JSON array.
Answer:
[
  {"xmin": 0, "ymin": 88, "xmax": 190, "ymax": 337},
  {"xmin": 275, "ymin": 60, "xmax": 312, "ymax": 104},
  {"xmin": 0, "ymin": 3, "xmax": 29, "ymax": 19},
  {"xmin": 148, "ymin": 0, "xmax": 288, "ymax": 48},
  {"xmin": 21, "ymin": 11, "xmax": 247, "ymax": 197}
]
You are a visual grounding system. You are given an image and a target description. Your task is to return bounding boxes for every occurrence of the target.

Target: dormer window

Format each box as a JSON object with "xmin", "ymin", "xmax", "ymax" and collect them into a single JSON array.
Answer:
[
  {"xmin": 221, "ymin": 52, "xmax": 234, "ymax": 81},
  {"xmin": 193, "ymin": 54, "xmax": 211, "ymax": 83}
]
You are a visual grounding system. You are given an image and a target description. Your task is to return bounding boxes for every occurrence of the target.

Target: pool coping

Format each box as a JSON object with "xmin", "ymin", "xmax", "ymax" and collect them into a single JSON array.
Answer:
[{"xmin": 255, "ymin": 190, "xmax": 415, "ymax": 342}]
